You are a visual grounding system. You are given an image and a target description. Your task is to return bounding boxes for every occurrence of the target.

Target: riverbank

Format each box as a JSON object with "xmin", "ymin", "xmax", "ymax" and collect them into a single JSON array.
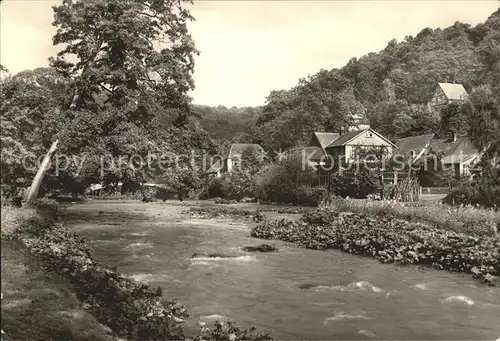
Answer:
[
  {"xmin": 251, "ymin": 204, "xmax": 500, "ymax": 286},
  {"xmin": 1, "ymin": 204, "xmax": 272, "ymax": 341},
  {"xmin": 1, "ymin": 206, "xmax": 115, "ymax": 341},
  {"xmin": 326, "ymin": 198, "xmax": 499, "ymax": 237}
]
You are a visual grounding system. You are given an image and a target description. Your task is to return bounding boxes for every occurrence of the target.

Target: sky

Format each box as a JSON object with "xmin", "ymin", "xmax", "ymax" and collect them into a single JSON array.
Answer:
[{"xmin": 1, "ymin": 1, "xmax": 498, "ymax": 107}]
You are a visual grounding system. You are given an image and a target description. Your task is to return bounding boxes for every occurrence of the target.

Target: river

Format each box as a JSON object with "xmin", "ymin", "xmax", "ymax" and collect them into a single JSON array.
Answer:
[{"xmin": 61, "ymin": 200, "xmax": 500, "ymax": 340}]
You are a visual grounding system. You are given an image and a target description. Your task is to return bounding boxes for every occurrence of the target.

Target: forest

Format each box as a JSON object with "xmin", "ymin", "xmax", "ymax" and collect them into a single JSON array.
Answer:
[{"xmin": 1, "ymin": 3, "xmax": 499, "ymax": 198}]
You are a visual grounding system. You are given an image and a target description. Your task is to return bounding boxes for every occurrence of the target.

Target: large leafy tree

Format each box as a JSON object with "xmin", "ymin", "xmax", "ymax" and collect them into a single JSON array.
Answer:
[
  {"xmin": 0, "ymin": 67, "xmax": 71, "ymax": 195},
  {"xmin": 50, "ymin": 0, "xmax": 200, "ymax": 185},
  {"xmin": 439, "ymin": 102, "xmax": 470, "ymax": 138}
]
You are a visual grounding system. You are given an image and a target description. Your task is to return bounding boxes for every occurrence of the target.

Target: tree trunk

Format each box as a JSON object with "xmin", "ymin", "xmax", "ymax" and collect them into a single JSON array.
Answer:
[{"xmin": 25, "ymin": 140, "xmax": 59, "ymax": 205}]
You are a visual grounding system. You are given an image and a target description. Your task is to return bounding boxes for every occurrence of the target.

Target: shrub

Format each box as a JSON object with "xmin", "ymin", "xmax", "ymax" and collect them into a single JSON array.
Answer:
[
  {"xmin": 328, "ymin": 166, "xmax": 381, "ymax": 199},
  {"xmin": 200, "ymin": 170, "xmax": 256, "ymax": 201},
  {"xmin": 221, "ymin": 170, "xmax": 256, "ymax": 201},
  {"xmin": 183, "ymin": 207, "xmax": 254, "ymax": 219},
  {"xmin": 214, "ymin": 197, "xmax": 238, "ymax": 204},
  {"xmin": 444, "ymin": 171, "xmax": 500, "ymax": 209},
  {"xmin": 255, "ymin": 152, "xmax": 321, "ymax": 206}
]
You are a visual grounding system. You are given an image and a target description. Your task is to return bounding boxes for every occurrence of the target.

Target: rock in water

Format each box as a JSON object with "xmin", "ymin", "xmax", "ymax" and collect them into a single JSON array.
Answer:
[{"xmin": 242, "ymin": 244, "xmax": 277, "ymax": 252}]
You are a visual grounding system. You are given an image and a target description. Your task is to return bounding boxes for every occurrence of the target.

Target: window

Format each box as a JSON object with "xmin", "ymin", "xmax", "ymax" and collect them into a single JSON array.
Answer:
[
  {"xmin": 463, "ymin": 164, "xmax": 470, "ymax": 175},
  {"xmin": 366, "ymin": 132, "xmax": 373, "ymax": 138}
]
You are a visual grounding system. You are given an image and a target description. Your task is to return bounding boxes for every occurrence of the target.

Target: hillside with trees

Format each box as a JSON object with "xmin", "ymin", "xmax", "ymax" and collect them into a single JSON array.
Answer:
[{"xmin": 197, "ymin": 8, "xmax": 499, "ymax": 153}]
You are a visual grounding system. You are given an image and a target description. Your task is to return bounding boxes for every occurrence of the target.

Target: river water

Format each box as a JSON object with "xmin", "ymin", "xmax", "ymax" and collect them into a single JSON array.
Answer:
[{"xmin": 61, "ymin": 200, "xmax": 500, "ymax": 340}]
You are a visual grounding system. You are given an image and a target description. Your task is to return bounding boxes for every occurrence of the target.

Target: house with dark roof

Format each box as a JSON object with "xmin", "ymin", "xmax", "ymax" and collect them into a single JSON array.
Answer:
[
  {"xmin": 428, "ymin": 82, "xmax": 469, "ymax": 110},
  {"xmin": 205, "ymin": 143, "xmax": 264, "ymax": 177},
  {"xmin": 305, "ymin": 128, "xmax": 396, "ymax": 166},
  {"xmin": 395, "ymin": 133, "xmax": 435, "ymax": 164},
  {"xmin": 404, "ymin": 133, "xmax": 486, "ymax": 179},
  {"xmin": 427, "ymin": 135, "xmax": 482, "ymax": 178}
]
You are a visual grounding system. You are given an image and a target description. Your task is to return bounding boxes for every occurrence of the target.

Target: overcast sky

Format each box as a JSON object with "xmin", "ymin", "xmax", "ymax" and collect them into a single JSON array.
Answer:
[{"xmin": 1, "ymin": 1, "xmax": 498, "ymax": 107}]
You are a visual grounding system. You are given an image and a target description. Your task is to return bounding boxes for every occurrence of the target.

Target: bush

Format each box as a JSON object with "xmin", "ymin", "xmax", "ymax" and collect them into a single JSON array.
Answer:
[
  {"xmin": 444, "ymin": 166, "xmax": 500, "ymax": 209},
  {"xmin": 221, "ymin": 171, "xmax": 256, "ymax": 201},
  {"xmin": 183, "ymin": 207, "xmax": 254, "ymax": 219},
  {"xmin": 200, "ymin": 170, "xmax": 256, "ymax": 201},
  {"xmin": 251, "ymin": 206, "xmax": 500, "ymax": 286},
  {"xmin": 328, "ymin": 166, "xmax": 381, "ymax": 199},
  {"xmin": 255, "ymin": 152, "xmax": 321, "ymax": 206},
  {"xmin": 214, "ymin": 197, "xmax": 238, "ymax": 204}
]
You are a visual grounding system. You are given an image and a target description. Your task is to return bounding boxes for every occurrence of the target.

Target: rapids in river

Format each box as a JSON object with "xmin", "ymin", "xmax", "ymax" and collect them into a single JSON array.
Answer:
[{"xmin": 62, "ymin": 200, "xmax": 500, "ymax": 340}]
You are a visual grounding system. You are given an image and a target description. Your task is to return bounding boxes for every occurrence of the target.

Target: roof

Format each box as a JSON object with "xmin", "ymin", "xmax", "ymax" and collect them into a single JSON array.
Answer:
[
  {"xmin": 311, "ymin": 132, "xmax": 340, "ymax": 150},
  {"xmin": 395, "ymin": 134, "xmax": 435, "ymax": 155},
  {"xmin": 438, "ymin": 83, "xmax": 469, "ymax": 101},
  {"xmin": 441, "ymin": 137, "xmax": 478, "ymax": 164},
  {"xmin": 227, "ymin": 144, "xmax": 264, "ymax": 159},
  {"xmin": 425, "ymin": 136, "xmax": 479, "ymax": 164},
  {"xmin": 205, "ymin": 159, "xmax": 223, "ymax": 174},
  {"xmin": 327, "ymin": 128, "xmax": 397, "ymax": 148},
  {"xmin": 302, "ymin": 146, "xmax": 326, "ymax": 161}
]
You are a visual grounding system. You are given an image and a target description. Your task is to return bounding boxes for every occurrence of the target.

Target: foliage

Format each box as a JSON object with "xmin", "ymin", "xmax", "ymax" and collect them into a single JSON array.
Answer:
[
  {"xmin": 220, "ymin": 171, "xmax": 256, "ymax": 201},
  {"xmin": 466, "ymin": 84, "xmax": 500, "ymax": 160},
  {"xmin": 200, "ymin": 147, "xmax": 265, "ymax": 201},
  {"xmin": 183, "ymin": 206, "xmax": 254, "ymax": 219},
  {"xmin": 0, "ymin": 68, "xmax": 71, "ymax": 196},
  {"xmin": 255, "ymin": 151, "xmax": 323, "ymax": 206},
  {"xmin": 213, "ymin": 197, "xmax": 238, "ymax": 204},
  {"xmin": 444, "ymin": 164, "xmax": 500, "ymax": 209},
  {"xmin": 253, "ymin": 70, "xmax": 361, "ymax": 150},
  {"xmin": 189, "ymin": 321, "xmax": 273, "ymax": 341},
  {"xmin": 439, "ymin": 102, "xmax": 470, "ymax": 138},
  {"xmin": 48, "ymin": 0, "xmax": 212, "ymax": 187},
  {"xmin": 323, "ymin": 197, "xmax": 499, "ymax": 237},
  {"xmin": 246, "ymin": 9, "xmax": 500, "ymax": 148},
  {"xmin": 327, "ymin": 151, "xmax": 383, "ymax": 199},
  {"xmin": 194, "ymin": 105, "xmax": 261, "ymax": 144},
  {"xmin": 252, "ymin": 205, "xmax": 500, "ymax": 285},
  {"xmin": 416, "ymin": 150, "xmax": 458, "ymax": 187}
]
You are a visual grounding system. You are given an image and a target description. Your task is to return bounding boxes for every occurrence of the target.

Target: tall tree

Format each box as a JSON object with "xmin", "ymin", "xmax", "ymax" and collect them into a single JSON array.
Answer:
[
  {"xmin": 439, "ymin": 102, "xmax": 470, "ymax": 138},
  {"xmin": 50, "ymin": 0, "xmax": 200, "ymax": 185}
]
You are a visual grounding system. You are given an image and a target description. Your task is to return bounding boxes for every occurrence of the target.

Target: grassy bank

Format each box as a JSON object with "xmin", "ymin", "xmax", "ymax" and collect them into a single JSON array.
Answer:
[
  {"xmin": 1, "ymin": 206, "xmax": 115, "ymax": 341},
  {"xmin": 326, "ymin": 198, "xmax": 499, "ymax": 237},
  {"xmin": 1, "ymin": 204, "xmax": 273, "ymax": 341},
  {"xmin": 251, "ymin": 204, "xmax": 500, "ymax": 286}
]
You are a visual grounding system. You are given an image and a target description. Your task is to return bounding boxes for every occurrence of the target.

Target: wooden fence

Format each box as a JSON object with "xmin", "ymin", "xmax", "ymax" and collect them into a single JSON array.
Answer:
[{"xmin": 419, "ymin": 186, "xmax": 451, "ymax": 195}]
